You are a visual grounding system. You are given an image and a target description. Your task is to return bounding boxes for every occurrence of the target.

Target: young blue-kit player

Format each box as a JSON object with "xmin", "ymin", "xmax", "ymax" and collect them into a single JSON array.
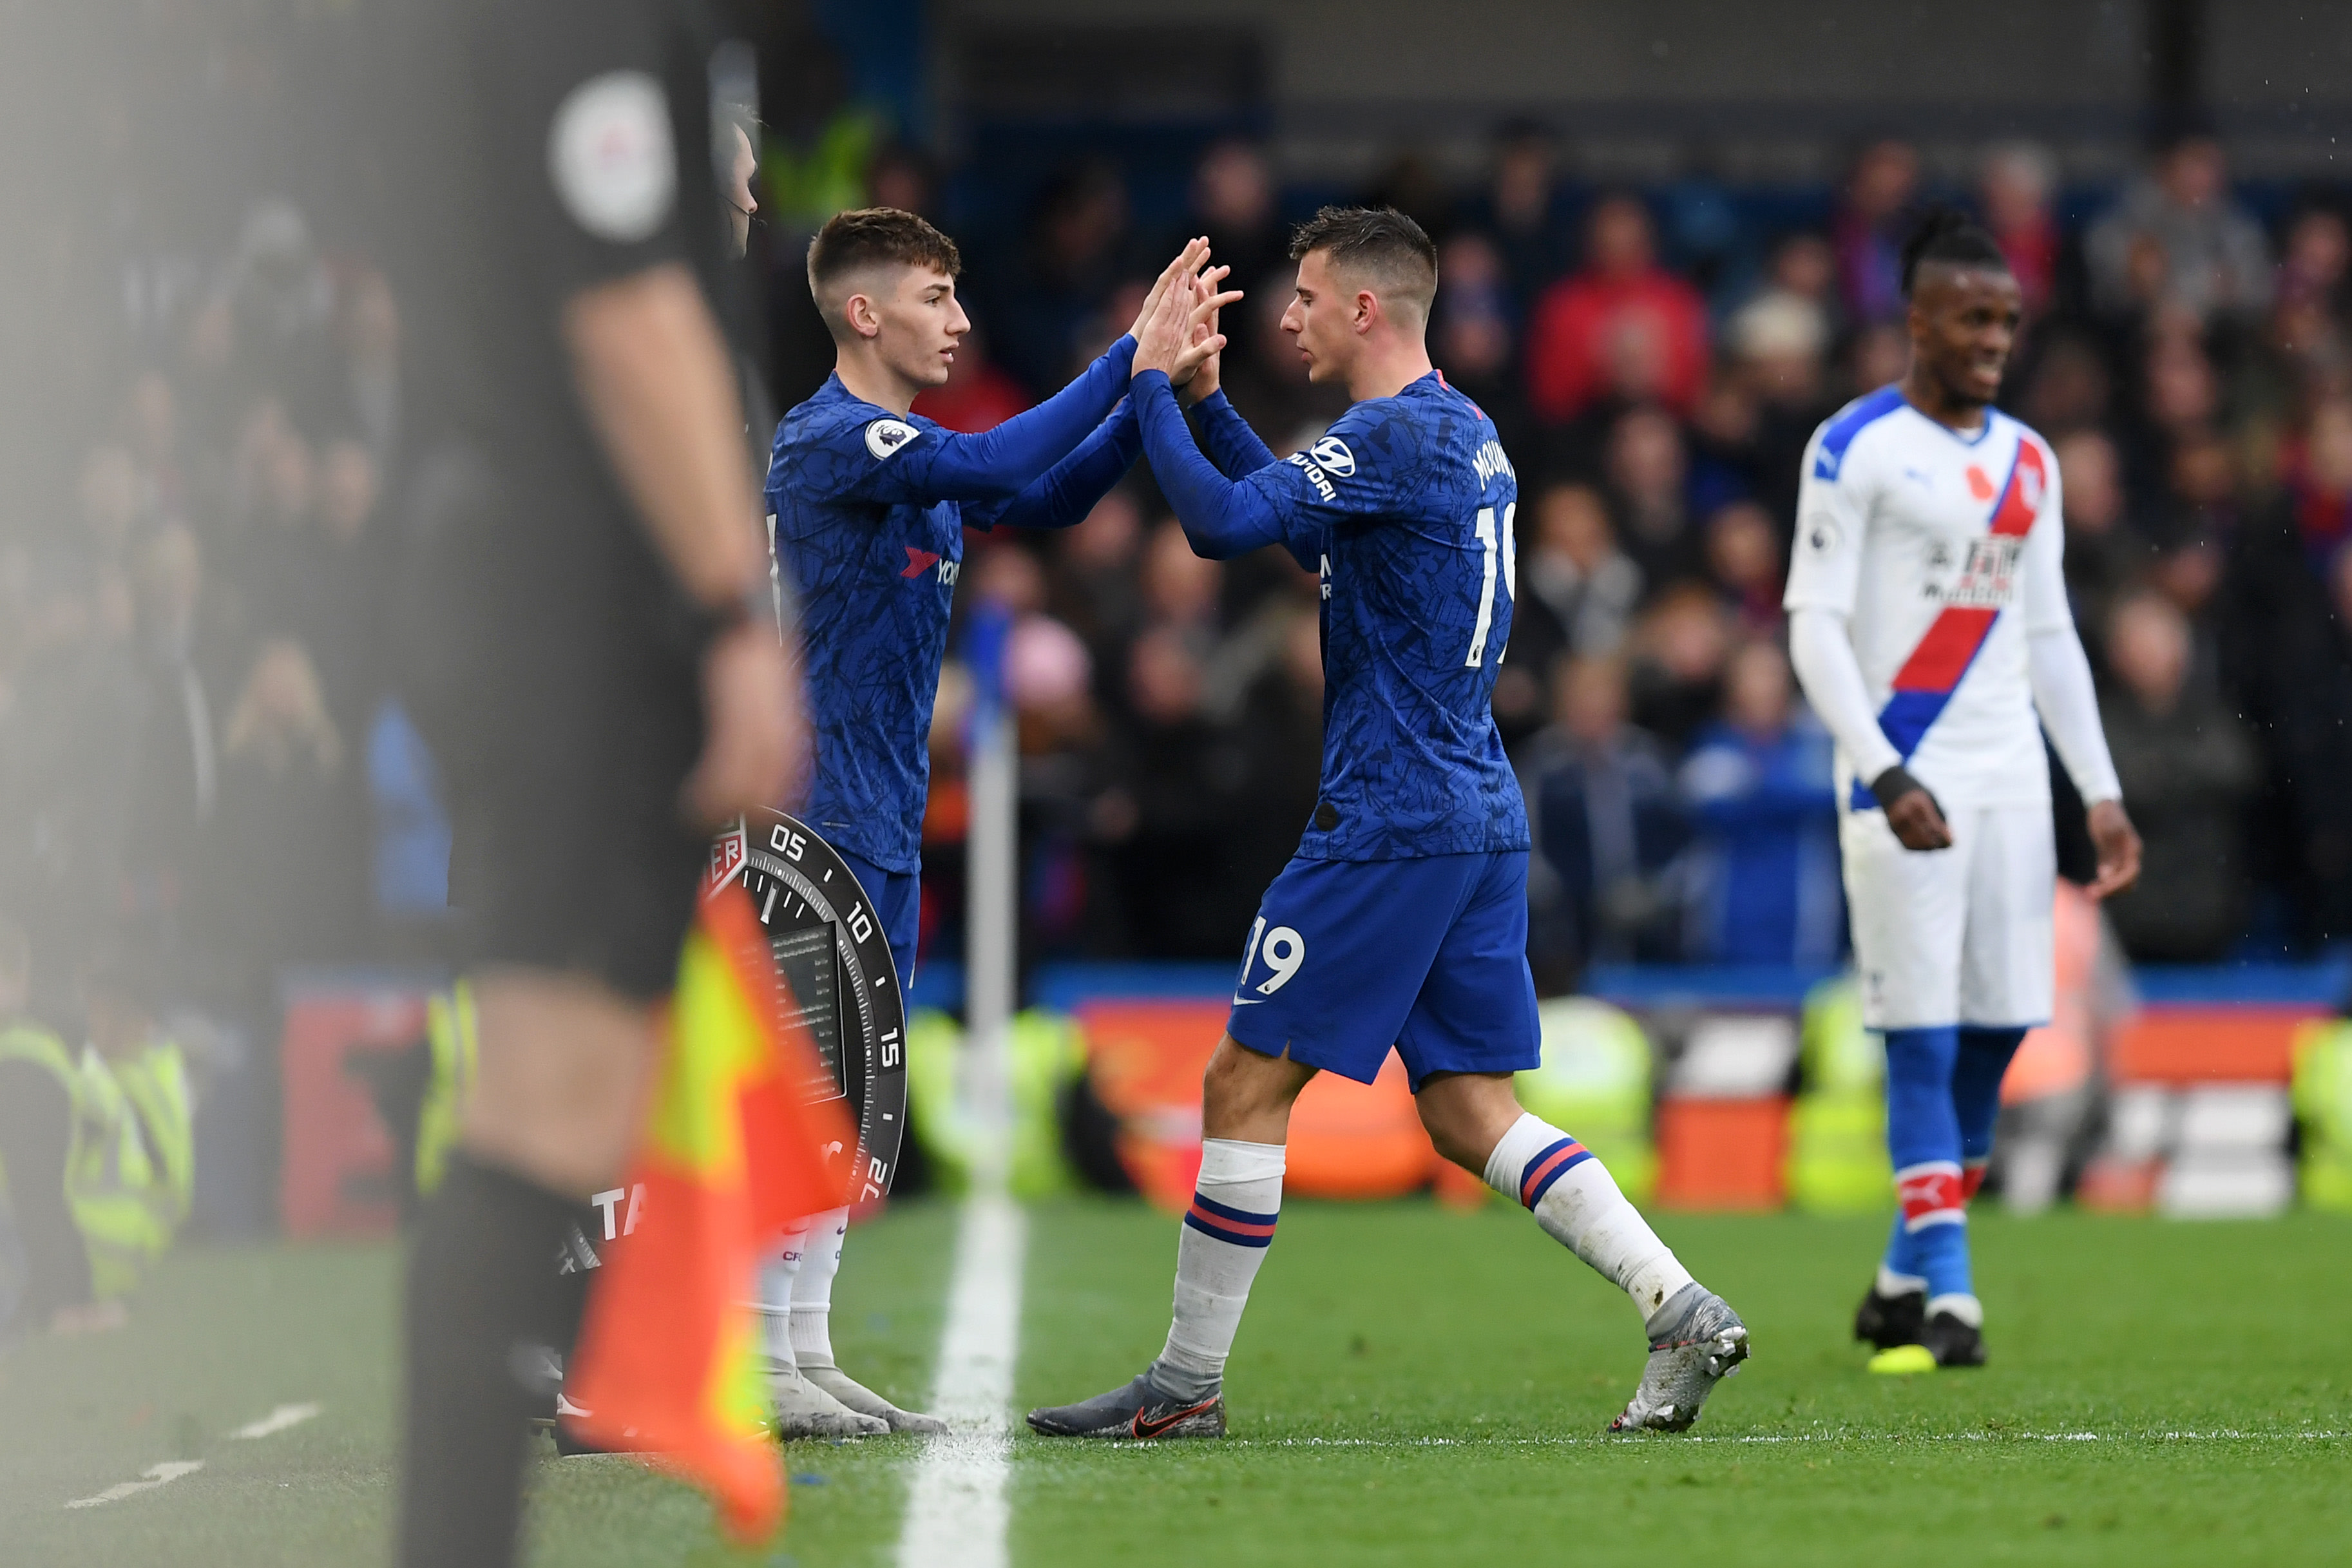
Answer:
[
  {"xmin": 758, "ymin": 209, "xmax": 1223, "ymax": 1436},
  {"xmin": 1028, "ymin": 207, "xmax": 1752, "ymax": 1440}
]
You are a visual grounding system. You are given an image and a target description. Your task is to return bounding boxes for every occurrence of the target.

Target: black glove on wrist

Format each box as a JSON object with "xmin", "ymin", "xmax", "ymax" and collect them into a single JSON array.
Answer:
[{"xmin": 1868, "ymin": 764, "xmax": 1941, "ymax": 816}]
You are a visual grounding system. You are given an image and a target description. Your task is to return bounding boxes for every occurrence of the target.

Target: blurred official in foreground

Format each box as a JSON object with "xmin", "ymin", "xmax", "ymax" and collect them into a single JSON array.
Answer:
[{"xmin": 369, "ymin": 1, "xmax": 800, "ymax": 1563}]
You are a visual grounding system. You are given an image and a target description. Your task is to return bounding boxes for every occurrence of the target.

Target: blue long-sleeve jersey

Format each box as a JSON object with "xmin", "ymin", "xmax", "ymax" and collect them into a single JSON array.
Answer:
[
  {"xmin": 767, "ymin": 337, "xmax": 1139, "ymax": 872},
  {"xmin": 1133, "ymin": 367, "xmax": 1530, "ymax": 862}
]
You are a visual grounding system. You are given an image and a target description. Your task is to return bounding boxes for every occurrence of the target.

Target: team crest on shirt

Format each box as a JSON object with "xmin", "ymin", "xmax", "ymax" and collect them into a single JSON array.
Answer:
[{"xmin": 865, "ymin": 419, "xmax": 921, "ymax": 460}]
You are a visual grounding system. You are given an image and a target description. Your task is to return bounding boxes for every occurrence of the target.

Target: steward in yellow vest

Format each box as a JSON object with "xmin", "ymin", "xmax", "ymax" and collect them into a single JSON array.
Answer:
[{"xmin": 0, "ymin": 941, "xmax": 195, "ymax": 1333}]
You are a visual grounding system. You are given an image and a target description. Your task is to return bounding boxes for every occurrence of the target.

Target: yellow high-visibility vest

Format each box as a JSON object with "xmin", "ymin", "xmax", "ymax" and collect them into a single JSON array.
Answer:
[
  {"xmin": 0, "ymin": 1023, "xmax": 191, "ymax": 1300},
  {"xmin": 416, "ymin": 980, "xmax": 479, "ymax": 1197}
]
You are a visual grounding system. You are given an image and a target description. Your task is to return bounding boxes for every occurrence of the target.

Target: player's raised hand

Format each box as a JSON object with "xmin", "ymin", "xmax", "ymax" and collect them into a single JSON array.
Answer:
[
  {"xmin": 1166, "ymin": 266, "xmax": 1243, "ymax": 390},
  {"xmin": 1133, "ymin": 260, "xmax": 1206, "ymax": 379},
  {"xmin": 1129, "ymin": 237, "xmax": 1212, "ymax": 345},
  {"xmin": 1174, "ymin": 263, "xmax": 1236, "ymax": 405},
  {"xmin": 2082, "ymin": 798, "xmax": 2143, "ymax": 900}
]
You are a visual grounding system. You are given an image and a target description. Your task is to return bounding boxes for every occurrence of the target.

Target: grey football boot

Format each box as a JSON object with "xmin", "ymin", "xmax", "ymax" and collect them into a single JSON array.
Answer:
[
  {"xmin": 1607, "ymin": 1283, "xmax": 1751, "ymax": 1433},
  {"xmin": 803, "ymin": 1364, "xmax": 948, "ymax": 1434},
  {"xmin": 1026, "ymin": 1372, "xmax": 1227, "ymax": 1440},
  {"xmin": 761, "ymin": 1356, "xmax": 889, "ymax": 1439}
]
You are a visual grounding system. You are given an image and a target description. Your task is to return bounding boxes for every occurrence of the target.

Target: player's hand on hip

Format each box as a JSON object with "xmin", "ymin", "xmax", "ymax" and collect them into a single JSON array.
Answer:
[
  {"xmin": 2082, "ymin": 798, "xmax": 2143, "ymax": 899},
  {"xmin": 1130, "ymin": 236, "xmax": 1210, "ymax": 345},
  {"xmin": 685, "ymin": 620, "xmax": 805, "ymax": 827},
  {"xmin": 1869, "ymin": 765, "xmax": 1954, "ymax": 852}
]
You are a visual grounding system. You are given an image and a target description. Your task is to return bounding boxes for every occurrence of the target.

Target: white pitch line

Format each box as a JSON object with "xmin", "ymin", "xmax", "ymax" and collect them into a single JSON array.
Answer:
[
  {"xmin": 65, "ymin": 1460, "xmax": 204, "ymax": 1509},
  {"xmin": 231, "ymin": 1402, "xmax": 323, "ymax": 1440},
  {"xmin": 896, "ymin": 1192, "xmax": 1027, "ymax": 1568}
]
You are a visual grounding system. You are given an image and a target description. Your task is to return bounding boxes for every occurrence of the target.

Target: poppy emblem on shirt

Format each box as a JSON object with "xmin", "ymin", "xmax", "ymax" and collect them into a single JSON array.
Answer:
[
  {"xmin": 902, "ymin": 546, "xmax": 942, "ymax": 578},
  {"xmin": 1965, "ymin": 465, "xmax": 1994, "ymax": 501}
]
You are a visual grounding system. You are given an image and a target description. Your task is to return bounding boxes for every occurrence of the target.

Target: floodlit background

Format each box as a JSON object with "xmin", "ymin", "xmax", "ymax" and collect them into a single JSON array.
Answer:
[{"xmin": 1, "ymin": 3, "xmax": 2349, "ymax": 1563}]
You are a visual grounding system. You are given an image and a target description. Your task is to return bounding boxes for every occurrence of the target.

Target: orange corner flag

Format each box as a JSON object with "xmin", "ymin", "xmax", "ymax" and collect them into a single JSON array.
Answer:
[{"xmin": 565, "ymin": 882, "xmax": 856, "ymax": 1544}]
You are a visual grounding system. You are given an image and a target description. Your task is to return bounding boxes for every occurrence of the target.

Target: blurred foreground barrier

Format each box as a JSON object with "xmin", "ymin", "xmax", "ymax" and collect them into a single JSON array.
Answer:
[
  {"xmin": 2294, "ymin": 1021, "xmax": 2352, "ymax": 1211},
  {"xmin": 1654, "ymin": 1014, "xmax": 1795, "ymax": 1210},
  {"xmin": 278, "ymin": 972, "xmax": 428, "ymax": 1236},
  {"xmin": 2078, "ymin": 1007, "xmax": 2309, "ymax": 1218}
]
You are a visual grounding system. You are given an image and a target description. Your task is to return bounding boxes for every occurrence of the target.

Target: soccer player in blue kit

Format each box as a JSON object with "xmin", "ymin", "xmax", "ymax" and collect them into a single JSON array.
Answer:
[
  {"xmin": 756, "ymin": 209, "xmax": 1224, "ymax": 1435},
  {"xmin": 1029, "ymin": 208, "xmax": 1751, "ymax": 1440}
]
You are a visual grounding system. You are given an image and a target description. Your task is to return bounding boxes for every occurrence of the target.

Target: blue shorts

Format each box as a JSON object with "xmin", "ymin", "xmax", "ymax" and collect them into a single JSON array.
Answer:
[
  {"xmin": 1225, "ymin": 850, "xmax": 1540, "ymax": 1093},
  {"xmin": 837, "ymin": 848, "xmax": 919, "ymax": 988}
]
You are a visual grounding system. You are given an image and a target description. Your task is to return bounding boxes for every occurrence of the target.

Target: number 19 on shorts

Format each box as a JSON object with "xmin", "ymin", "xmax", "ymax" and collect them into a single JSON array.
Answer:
[{"xmin": 1237, "ymin": 916, "xmax": 1306, "ymax": 997}]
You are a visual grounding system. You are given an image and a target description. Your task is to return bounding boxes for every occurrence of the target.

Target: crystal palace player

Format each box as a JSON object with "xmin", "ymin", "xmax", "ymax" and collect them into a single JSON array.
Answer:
[
  {"xmin": 1784, "ymin": 211, "xmax": 2141, "ymax": 1370},
  {"xmin": 759, "ymin": 212, "xmax": 1218, "ymax": 1435},
  {"xmin": 1029, "ymin": 207, "xmax": 1750, "ymax": 1440}
]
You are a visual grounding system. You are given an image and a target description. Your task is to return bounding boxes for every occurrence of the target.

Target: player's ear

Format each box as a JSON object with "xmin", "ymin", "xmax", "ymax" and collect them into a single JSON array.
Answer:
[
  {"xmin": 1355, "ymin": 289, "xmax": 1379, "ymax": 336},
  {"xmin": 844, "ymin": 289, "xmax": 883, "ymax": 341}
]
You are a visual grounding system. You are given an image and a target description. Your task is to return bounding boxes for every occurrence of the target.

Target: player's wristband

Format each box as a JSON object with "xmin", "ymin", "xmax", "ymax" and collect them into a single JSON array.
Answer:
[{"xmin": 1868, "ymin": 765, "xmax": 1941, "ymax": 817}]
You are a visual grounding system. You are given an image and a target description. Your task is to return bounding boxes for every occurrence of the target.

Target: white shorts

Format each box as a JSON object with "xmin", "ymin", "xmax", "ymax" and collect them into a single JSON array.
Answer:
[{"xmin": 1839, "ymin": 801, "xmax": 2056, "ymax": 1031}]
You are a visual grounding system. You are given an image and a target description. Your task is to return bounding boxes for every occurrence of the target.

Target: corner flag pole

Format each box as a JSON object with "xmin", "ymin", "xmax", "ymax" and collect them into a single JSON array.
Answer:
[{"xmin": 962, "ymin": 602, "xmax": 1017, "ymax": 1193}]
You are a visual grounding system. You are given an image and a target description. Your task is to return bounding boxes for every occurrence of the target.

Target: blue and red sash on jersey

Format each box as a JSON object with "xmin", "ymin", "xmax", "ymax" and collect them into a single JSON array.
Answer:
[{"xmin": 1848, "ymin": 437, "xmax": 2047, "ymax": 810}]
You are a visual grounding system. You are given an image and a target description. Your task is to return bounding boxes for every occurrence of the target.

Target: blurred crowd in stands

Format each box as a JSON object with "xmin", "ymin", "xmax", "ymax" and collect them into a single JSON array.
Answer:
[
  {"xmin": 10, "ymin": 102, "xmax": 2352, "ymax": 1071},
  {"xmin": 879, "ymin": 126, "xmax": 2352, "ymax": 986}
]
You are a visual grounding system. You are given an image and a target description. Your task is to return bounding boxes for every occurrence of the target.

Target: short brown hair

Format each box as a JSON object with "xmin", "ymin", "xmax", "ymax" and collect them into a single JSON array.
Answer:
[
  {"xmin": 1288, "ymin": 205, "xmax": 1439, "ymax": 323},
  {"xmin": 806, "ymin": 207, "xmax": 961, "ymax": 334}
]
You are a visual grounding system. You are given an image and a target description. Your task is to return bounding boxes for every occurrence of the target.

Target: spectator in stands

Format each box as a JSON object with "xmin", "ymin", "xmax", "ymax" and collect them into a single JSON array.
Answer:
[
  {"xmin": 1676, "ymin": 640, "xmax": 1842, "ymax": 964},
  {"xmin": 2022, "ymin": 331, "xmax": 2116, "ymax": 438},
  {"xmin": 2086, "ymin": 132, "xmax": 2273, "ymax": 325},
  {"xmin": 1185, "ymin": 139, "xmax": 1288, "ymax": 365},
  {"xmin": 1525, "ymin": 194, "xmax": 1711, "ymax": 426},
  {"xmin": 1465, "ymin": 120, "xmax": 1577, "ymax": 317},
  {"xmin": 990, "ymin": 158, "xmax": 1139, "ymax": 396},
  {"xmin": 337, "ymin": 271, "xmax": 403, "ymax": 473},
  {"xmin": 1524, "ymin": 655, "xmax": 1690, "ymax": 971},
  {"xmin": 1047, "ymin": 488, "xmax": 1147, "ymax": 679},
  {"xmin": 2099, "ymin": 591, "xmax": 2259, "ymax": 961},
  {"xmin": 198, "ymin": 638, "xmax": 362, "ymax": 970},
  {"xmin": 1098, "ymin": 627, "xmax": 1257, "ymax": 957},
  {"xmin": 1721, "ymin": 282, "xmax": 1837, "ymax": 522},
  {"xmin": 2286, "ymin": 398, "xmax": 2352, "ymax": 570},
  {"xmin": 1832, "ymin": 139, "xmax": 1920, "ymax": 324},
  {"xmin": 1603, "ymin": 406, "xmax": 1701, "ymax": 589},
  {"xmin": 1138, "ymin": 515, "xmax": 1223, "ymax": 655},
  {"xmin": 1433, "ymin": 232, "xmax": 1534, "ymax": 465},
  {"xmin": 1978, "ymin": 142, "xmax": 2061, "ymax": 318},
  {"xmin": 1625, "ymin": 580, "xmax": 1732, "ymax": 751},
  {"xmin": 1513, "ymin": 481, "xmax": 1643, "ymax": 673},
  {"xmin": 2052, "ymin": 430, "xmax": 2147, "ymax": 652},
  {"xmin": 1702, "ymin": 501, "xmax": 1784, "ymax": 635}
]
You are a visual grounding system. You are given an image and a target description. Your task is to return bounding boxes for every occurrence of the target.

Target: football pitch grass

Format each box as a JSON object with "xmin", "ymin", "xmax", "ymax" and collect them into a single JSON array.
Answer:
[{"xmin": 3, "ymin": 1200, "xmax": 2345, "ymax": 1567}]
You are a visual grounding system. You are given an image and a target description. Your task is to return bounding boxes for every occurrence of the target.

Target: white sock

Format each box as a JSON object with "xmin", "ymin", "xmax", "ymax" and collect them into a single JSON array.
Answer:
[
  {"xmin": 1151, "ymin": 1139, "xmax": 1285, "ymax": 1401},
  {"xmin": 1484, "ymin": 1112, "xmax": 1695, "ymax": 1323},
  {"xmin": 754, "ymin": 1229, "xmax": 806, "ymax": 1367},
  {"xmin": 1927, "ymin": 1292, "xmax": 1983, "ymax": 1328},
  {"xmin": 788, "ymin": 1207, "xmax": 850, "ymax": 1370}
]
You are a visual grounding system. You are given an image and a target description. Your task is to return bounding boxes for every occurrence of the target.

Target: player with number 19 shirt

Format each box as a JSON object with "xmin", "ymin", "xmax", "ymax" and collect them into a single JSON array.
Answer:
[
  {"xmin": 1222, "ymin": 365, "xmax": 1536, "ymax": 1079},
  {"xmin": 1029, "ymin": 208, "xmax": 1748, "ymax": 1446}
]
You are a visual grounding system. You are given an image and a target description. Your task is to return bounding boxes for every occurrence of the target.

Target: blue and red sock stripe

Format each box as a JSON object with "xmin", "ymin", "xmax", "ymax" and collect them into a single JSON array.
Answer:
[
  {"xmin": 1184, "ymin": 1191, "xmax": 1279, "ymax": 1248},
  {"xmin": 1518, "ymin": 1136, "xmax": 1593, "ymax": 1208}
]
